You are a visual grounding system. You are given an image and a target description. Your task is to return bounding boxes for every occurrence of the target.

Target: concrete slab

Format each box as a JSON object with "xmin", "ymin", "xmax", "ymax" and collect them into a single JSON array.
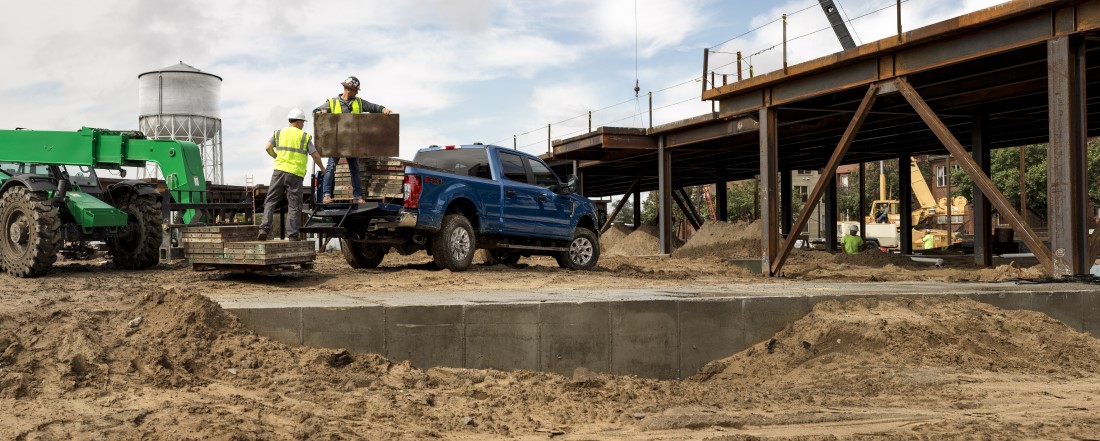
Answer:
[
  {"xmin": 465, "ymin": 304, "xmax": 540, "ymax": 371},
  {"xmin": 217, "ymin": 281, "xmax": 1100, "ymax": 379},
  {"xmin": 302, "ymin": 307, "xmax": 385, "ymax": 355},
  {"xmin": 610, "ymin": 301, "xmax": 679, "ymax": 378},
  {"xmin": 385, "ymin": 305, "xmax": 464, "ymax": 369},
  {"xmin": 679, "ymin": 300, "xmax": 745, "ymax": 377},
  {"xmin": 232, "ymin": 308, "xmax": 301, "ymax": 345},
  {"xmin": 539, "ymin": 302, "xmax": 610, "ymax": 376}
]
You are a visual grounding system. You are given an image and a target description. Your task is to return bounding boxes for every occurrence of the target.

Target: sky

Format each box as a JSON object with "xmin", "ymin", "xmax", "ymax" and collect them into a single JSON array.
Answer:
[{"xmin": 0, "ymin": 0, "xmax": 1009, "ymax": 186}]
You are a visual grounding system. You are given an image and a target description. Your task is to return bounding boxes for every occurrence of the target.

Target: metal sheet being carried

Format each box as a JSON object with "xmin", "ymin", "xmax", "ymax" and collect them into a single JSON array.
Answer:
[{"xmin": 313, "ymin": 113, "xmax": 400, "ymax": 158}]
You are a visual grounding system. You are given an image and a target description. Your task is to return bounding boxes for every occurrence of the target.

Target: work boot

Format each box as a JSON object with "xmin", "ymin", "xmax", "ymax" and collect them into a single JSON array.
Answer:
[
  {"xmin": 352, "ymin": 197, "xmax": 365, "ymax": 204},
  {"xmin": 256, "ymin": 230, "xmax": 268, "ymax": 241},
  {"xmin": 322, "ymin": 194, "xmax": 334, "ymax": 204}
]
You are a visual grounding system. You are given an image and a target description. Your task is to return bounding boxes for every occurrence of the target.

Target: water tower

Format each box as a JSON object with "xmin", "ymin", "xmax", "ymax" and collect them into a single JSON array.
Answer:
[{"xmin": 137, "ymin": 62, "xmax": 223, "ymax": 184}]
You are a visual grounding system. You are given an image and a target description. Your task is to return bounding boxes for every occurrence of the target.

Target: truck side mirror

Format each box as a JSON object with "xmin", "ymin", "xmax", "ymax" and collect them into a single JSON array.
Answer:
[{"xmin": 562, "ymin": 174, "xmax": 578, "ymax": 195}]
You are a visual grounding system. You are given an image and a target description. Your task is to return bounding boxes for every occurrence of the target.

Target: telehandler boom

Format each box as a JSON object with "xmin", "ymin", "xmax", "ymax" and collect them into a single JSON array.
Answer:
[{"xmin": 0, "ymin": 127, "xmax": 207, "ymax": 277}]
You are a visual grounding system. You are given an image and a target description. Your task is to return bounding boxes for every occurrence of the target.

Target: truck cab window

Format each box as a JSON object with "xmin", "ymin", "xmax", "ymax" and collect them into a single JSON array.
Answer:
[
  {"xmin": 526, "ymin": 158, "xmax": 559, "ymax": 190},
  {"xmin": 499, "ymin": 152, "xmax": 529, "ymax": 183}
]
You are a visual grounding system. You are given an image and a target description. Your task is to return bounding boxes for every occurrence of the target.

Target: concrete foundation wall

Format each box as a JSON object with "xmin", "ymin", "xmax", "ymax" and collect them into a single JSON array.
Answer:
[{"xmin": 228, "ymin": 290, "xmax": 1100, "ymax": 380}]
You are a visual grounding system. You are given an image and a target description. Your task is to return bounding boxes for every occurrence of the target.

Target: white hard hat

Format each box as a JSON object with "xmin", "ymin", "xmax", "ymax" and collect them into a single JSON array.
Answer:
[
  {"xmin": 287, "ymin": 108, "xmax": 307, "ymax": 121},
  {"xmin": 849, "ymin": 225, "xmax": 858, "ymax": 233}
]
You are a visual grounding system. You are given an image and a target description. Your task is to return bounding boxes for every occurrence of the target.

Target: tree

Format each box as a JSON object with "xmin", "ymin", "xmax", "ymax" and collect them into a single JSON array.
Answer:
[
  {"xmin": 950, "ymin": 140, "xmax": 1100, "ymax": 222},
  {"xmin": 725, "ymin": 179, "xmax": 759, "ymax": 222},
  {"xmin": 611, "ymin": 197, "xmax": 636, "ymax": 225}
]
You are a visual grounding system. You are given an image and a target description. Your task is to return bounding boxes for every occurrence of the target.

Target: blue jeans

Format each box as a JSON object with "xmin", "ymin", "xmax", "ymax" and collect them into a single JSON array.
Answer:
[{"xmin": 322, "ymin": 157, "xmax": 362, "ymax": 199}]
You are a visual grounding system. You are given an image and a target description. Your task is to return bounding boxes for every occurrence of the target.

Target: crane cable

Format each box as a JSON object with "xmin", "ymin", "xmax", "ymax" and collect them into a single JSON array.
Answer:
[{"xmin": 634, "ymin": 0, "xmax": 640, "ymax": 97}]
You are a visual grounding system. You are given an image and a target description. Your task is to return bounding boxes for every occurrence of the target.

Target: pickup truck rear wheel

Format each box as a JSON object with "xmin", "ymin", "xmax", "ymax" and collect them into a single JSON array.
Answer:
[
  {"xmin": 557, "ymin": 227, "xmax": 599, "ymax": 270},
  {"xmin": 341, "ymin": 239, "xmax": 387, "ymax": 269},
  {"xmin": 431, "ymin": 214, "xmax": 476, "ymax": 271}
]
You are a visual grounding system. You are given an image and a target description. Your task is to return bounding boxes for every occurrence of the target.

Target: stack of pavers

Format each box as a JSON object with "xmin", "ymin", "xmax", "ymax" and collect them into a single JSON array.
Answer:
[
  {"xmin": 332, "ymin": 157, "xmax": 406, "ymax": 202},
  {"xmin": 181, "ymin": 225, "xmax": 315, "ymax": 271}
]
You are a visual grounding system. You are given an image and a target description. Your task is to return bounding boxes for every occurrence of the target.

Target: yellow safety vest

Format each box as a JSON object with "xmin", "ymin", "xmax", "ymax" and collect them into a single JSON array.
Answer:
[
  {"xmin": 272, "ymin": 127, "xmax": 311, "ymax": 177},
  {"xmin": 327, "ymin": 97, "xmax": 362, "ymax": 114}
]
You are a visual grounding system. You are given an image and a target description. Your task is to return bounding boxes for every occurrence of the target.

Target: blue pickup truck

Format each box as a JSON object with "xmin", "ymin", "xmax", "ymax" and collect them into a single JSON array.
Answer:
[{"xmin": 302, "ymin": 144, "xmax": 601, "ymax": 271}]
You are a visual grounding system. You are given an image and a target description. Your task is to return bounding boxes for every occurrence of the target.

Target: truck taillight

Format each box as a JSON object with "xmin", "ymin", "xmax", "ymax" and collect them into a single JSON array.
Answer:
[{"xmin": 403, "ymin": 175, "xmax": 422, "ymax": 209}]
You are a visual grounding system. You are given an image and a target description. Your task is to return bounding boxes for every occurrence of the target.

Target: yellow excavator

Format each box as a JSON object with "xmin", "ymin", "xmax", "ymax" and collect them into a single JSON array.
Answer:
[{"xmin": 856, "ymin": 159, "xmax": 964, "ymax": 250}]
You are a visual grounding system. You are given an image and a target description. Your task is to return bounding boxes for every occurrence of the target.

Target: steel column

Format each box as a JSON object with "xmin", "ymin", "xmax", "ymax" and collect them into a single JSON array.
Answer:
[
  {"xmin": 1047, "ymin": 36, "xmax": 1089, "ymax": 276},
  {"xmin": 760, "ymin": 106, "xmax": 779, "ymax": 275},
  {"xmin": 972, "ymin": 112, "xmax": 993, "ymax": 267},
  {"xmin": 826, "ymin": 179, "xmax": 838, "ymax": 252},
  {"xmin": 895, "ymin": 77, "xmax": 1053, "ymax": 272},
  {"xmin": 716, "ymin": 181, "xmax": 729, "ymax": 222},
  {"xmin": 771, "ymin": 84, "xmax": 879, "ymax": 275},
  {"xmin": 677, "ymin": 187, "xmax": 705, "ymax": 229},
  {"xmin": 898, "ymin": 151, "xmax": 913, "ymax": 255},
  {"xmin": 658, "ymin": 135, "xmax": 673, "ymax": 254},
  {"xmin": 858, "ymin": 162, "xmax": 866, "ymax": 240},
  {"xmin": 633, "ymin": 190, "xmax": 642, "ymax": 230},
  {"xmin": 781, "ymin": 169, "xmax": 793, "ymax": 234}
]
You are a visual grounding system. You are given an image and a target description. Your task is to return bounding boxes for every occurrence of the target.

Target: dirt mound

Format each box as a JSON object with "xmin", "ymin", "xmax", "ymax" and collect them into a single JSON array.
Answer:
[
  {"xmin": 605, "ymin": 223, "xmax": 682, "ymax": 256},
  {"xmin": 599, "ymin": 223, "xmax": 631, "ymax": 251},
  {"xmin": 832, "ymin": 248, "xmax": 917, "ymax": 267},
  {"xmin": 0, "ymin": 286, "xmax": 701, "ymax": 439},
  {"xmin": 672, "ymin": 220, "xmax": 762, "ymax": 259},
  {"xmin": 695, "ymin": 297, "xmax": 1100, "ymax": 401}
]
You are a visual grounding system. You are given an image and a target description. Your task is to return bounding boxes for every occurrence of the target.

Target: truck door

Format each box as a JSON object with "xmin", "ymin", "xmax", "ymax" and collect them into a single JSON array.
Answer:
[
  {"xmin": 498, "ymin": 151, "xmax": 538, "ymax": 236},
  {"xmin": 525, "ymin": 157, "xmax": 572, "ymax": 239}
]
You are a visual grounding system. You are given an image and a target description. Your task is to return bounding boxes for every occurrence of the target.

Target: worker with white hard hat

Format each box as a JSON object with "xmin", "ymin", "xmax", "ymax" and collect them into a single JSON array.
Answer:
[
  {"xmin": 314, "ymin": 75, "xmax": 394, "ymax": 204},
  {"xmin": 257, "ymin": 108, "xmax": 326, "ymax": 241},
  {"xmin": 842, "ymin": 225, "xmax": 863, "ymax": 254},
  {"xmin": 922, "ymin": 229, "xmax": 935, "ymax": 250}
]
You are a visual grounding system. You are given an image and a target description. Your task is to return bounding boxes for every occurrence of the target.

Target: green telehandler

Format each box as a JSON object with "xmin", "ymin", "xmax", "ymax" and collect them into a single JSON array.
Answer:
[{"xmin": 0, "ymin": 127, "xmax": 207, "ymax": 277}]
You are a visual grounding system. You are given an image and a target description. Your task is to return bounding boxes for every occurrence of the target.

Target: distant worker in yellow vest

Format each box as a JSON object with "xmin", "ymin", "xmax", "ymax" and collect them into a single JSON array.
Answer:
[
  {"xmin": 922, "ymin": 229, "xmax": 935, "ymax": 250},
  {"xmin": 257, "ymin": 108, "xmax": 326, "ymax": 241},
  {"xmin": 842, "ymin": 225, "xmax": 863, "ymax": 254},
  {"xmin": 314, "ymin": 76, "xmax": 393, "ymax": 204}
]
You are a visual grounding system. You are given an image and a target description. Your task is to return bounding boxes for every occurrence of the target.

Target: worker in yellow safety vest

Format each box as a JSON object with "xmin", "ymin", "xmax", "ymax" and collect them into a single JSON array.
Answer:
[
  {"xmin": 257, "ymin": 108, "xmax": 326, "ymax": 241},
  {"xmin": 314, "ymin": 75, "xmax": 394, "ymax": 204},
  {"xmin": 842, "ymin": 225, "xmax": 864, "ymax": 254}
]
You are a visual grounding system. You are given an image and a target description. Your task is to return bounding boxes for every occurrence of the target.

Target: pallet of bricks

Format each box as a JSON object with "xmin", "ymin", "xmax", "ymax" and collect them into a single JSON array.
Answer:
[
  {"xmin": 181, "ymin": 225, "xmax": 316, "ymax": 272},
  {"xmin": 331, "ymin": 157, "xmax": 405, "ymax": 202}
]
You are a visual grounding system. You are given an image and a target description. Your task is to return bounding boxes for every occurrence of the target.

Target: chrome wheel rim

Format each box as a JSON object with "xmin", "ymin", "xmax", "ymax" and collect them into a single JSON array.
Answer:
[
  {"xmin": 569, "ymin": 237, "xmax": 593, "ymax": 264},
  {"xmin": 450, "ymin": 228, "xmax": 471, "ymax": 260}
]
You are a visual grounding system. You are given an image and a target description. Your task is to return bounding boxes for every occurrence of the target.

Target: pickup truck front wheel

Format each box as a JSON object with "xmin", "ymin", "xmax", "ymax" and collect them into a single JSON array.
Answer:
[
  {"xmin": 556, "ymin": 227, "xmax": 599, "ymax": 270},
  {"xmin": 432, "ymin": 214, "xmax": 476, "ymax": 271}
]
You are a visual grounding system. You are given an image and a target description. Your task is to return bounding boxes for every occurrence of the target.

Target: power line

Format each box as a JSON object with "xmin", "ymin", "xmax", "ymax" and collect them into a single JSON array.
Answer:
[
  {"xmin": 834, "ymin": 0, "xmax": 863, "ymax": 45},
  {"xmin": 709, "ymin": 0, "xmax": 821, "ymax": 50}
]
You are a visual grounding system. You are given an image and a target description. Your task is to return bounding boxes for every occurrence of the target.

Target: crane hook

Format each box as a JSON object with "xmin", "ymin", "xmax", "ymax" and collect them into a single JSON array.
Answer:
[{"xmin": 634, "ymin": 79, "xmax": 640, "ymax": 97}]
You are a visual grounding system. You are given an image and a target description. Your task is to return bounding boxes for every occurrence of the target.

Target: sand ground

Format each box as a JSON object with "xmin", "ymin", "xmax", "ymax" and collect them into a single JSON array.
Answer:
[{"xmin": 0, "ymin": 224, "xmax": 1093, "ymax": 440}]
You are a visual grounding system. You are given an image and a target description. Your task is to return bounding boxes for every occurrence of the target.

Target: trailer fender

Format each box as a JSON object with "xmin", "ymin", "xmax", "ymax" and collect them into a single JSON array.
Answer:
[{"xmin": 0, "ymin": 174, "xmax": 59, "ymax": 195}]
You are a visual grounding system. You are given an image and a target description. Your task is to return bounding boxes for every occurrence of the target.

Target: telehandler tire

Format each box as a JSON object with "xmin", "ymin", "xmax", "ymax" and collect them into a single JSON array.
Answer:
[
  {"xmin": 341, "ymin": 239, "xmax": 387, "ymax": 269},
  {"xmin": 0, "ymin": 187, "xmax": 62, "ymax": 277},
  {"xmin": 107, "ymin": 192, "xmax": 163, "ymax": 270}
]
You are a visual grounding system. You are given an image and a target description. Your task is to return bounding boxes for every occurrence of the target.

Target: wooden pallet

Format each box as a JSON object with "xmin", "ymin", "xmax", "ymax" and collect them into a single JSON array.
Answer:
[
  {"xmin": 191, "ymin": 261, "xmax": 315, "ymax": 274},
  {"xmin": 181, "ymin": 226, "xmax": 315, "ymax": 271},
  {"xmin": 330, "ymin": 157, "xmax": 407, "ymax": 202}
]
